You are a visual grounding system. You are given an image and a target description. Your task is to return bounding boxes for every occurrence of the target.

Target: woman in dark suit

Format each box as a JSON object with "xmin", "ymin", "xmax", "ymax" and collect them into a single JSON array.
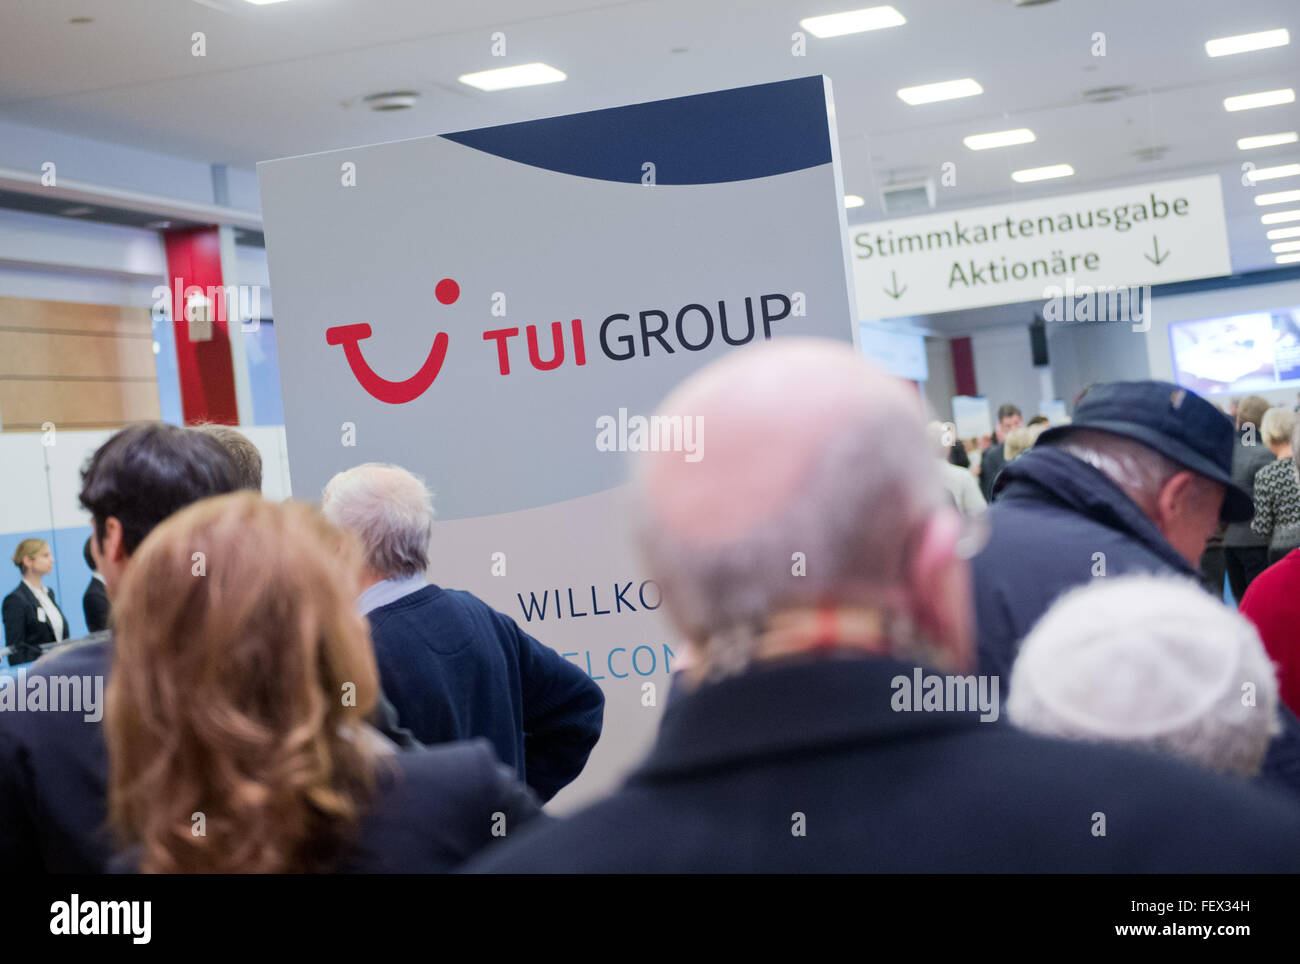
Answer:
[{"xmin": 3, "ymin": 538, "xmax": 70, "ymax": 665}]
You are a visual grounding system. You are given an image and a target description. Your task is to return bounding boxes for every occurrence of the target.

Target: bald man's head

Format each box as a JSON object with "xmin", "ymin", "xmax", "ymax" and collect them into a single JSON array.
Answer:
[{"xmin": 636, "ymin": 338, "xmax": 971, "ymax": 678}]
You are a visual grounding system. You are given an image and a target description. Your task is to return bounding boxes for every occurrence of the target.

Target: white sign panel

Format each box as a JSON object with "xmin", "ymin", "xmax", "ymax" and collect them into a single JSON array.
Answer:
[
  {"xmin": 858, "ymin": 322, "xmax": 928, "ymax": 382},
  {"xmin": 258, "ymin": 77, "xmax": 857, "ymax": 811},
  {"xmin": 952, "ymin": 395, "xmax": 992, "ymax": 440},
  {"xmin": 852, "ymin": 174, "xmax": 1231, "ymax": 319}
]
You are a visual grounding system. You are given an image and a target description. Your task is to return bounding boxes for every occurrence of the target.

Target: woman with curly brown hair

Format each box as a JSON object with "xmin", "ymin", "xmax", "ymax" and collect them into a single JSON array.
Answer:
[{"xmin": 106, "ymin": 492, "xmax": 539, "ymax": 873}]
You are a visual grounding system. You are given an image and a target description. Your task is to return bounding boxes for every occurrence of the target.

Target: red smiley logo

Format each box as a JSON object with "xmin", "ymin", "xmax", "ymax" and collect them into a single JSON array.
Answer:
[{"xmin": 325, "ymin": 278, "xmax": 459, "ymax": 405}]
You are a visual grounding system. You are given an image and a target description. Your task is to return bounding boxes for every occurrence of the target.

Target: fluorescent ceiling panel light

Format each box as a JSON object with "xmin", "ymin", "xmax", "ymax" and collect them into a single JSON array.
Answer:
[
  {"xmin": 1277, "ymin": 252, "xmax": 1300, "ymax": 264},
  {"xmin": 844, "ymin": 195, "xmax": 865, "ymax": 208},
  {"xmin": 800, "ymin": 6, "xmax": 906, "ymax": 38},
  {"xmin": 1272, "ymin": 240, "xmax": 1300, "ymax": 253},
  {"xmin": 1205, "ymin": 28, "xmax": 1289, "ymax": 57},
  {"xmin": 1262, "ymin": 209, "xmax": 1300, "ymax": 224},
  {"xmin": 1255, "ymin": 189, "xmax": 1300, "ymax": 206},
  {"xmin": 1246, "ymin": 163, "xmax": 1300, "ymax": 181},
  {"xmin": 1225, "ymin": 89, "xmax": 1295, "ymax": 111},
  {"xmin": 1011, "ymin": 164, "xmax": 1074, "ymax": 183},
  {"xmin": 244, "ymin": 0, "xmax": 294, "ymax": 5},
  {"xmin": 459, "ymin": 63, "xmax": 566, "ymax": 91},
  {"xmin": 1266, "ymin": 226, "xmax": 1300, "ymax": 240},
  {"xmin": 897, "ymin": 78, "xmax": 983, "ymax": 106},
  {"xmin": 964, "ymin": 128, "xmax": 1036, "ymax": 151},
  {"xmin": 1238, "ymin": 132, "xmax": 1298, "ymax": 150}
]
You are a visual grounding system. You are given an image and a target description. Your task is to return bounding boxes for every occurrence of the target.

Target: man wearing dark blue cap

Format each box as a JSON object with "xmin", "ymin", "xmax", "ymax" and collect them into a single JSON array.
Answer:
[{"xmin": 972, "ymin": 380, "xmax": 1300, "ymax": 797}]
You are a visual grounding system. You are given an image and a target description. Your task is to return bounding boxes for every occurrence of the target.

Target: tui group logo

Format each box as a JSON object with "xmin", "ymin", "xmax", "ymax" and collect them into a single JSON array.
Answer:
[{"xmin": 324, "ymin": 275, "xmax": 806, "ymax": 405}]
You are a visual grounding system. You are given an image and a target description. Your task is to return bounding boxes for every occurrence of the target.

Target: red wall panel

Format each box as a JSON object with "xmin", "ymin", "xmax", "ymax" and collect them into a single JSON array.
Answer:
[
  {"xmin": 950, "ymin": 336, "xmax": 977, "ymax": 398},
  {"xmin": 163, "ymin": 227, "xmax": 239, "ymax": 425}
]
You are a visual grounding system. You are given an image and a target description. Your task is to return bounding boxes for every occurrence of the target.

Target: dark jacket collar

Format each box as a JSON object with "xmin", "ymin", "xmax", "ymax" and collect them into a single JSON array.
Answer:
[
  {"xmin": 16, "ymin": 581, "xmax": 57, "ymax": 605},
  {"xmin": 633, "ymin": 654, "xmax": 988, "ymax": 781},
  {"xmin": 993, "ymin": 447, "xmax": 1198, "ymax": 576}
]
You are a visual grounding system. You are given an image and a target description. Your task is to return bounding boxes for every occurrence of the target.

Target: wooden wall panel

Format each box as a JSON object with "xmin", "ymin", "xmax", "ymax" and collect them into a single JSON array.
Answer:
[{"xmin": 0, "ymin": 295, "xmax": 160, "ymax": 433}]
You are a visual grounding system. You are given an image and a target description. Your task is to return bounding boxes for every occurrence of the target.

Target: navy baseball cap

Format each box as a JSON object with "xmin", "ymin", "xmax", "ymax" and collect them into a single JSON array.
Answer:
[{"xmin": 1036, "ymin": 380, "xmax": 1253, "ymax": 523}]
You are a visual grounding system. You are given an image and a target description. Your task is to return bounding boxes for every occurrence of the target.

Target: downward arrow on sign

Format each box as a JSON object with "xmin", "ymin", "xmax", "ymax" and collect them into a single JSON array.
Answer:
[
  {"xmin": 883, "ymin": 270, "xmax": 907, "ymax": 299},
  {"xmin": 1144, "ymin": 235, "xmax": 1170, "ymax": 266}
]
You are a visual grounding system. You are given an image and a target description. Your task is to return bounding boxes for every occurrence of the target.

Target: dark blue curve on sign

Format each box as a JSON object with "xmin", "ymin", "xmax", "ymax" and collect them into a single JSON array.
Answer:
[{"xmin": 442, "ymin": 76, "xmax": 833, "ymax": 184}]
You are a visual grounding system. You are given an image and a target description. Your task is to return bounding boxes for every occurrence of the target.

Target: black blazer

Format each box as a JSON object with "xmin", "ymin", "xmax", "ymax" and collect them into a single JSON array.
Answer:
[
  {"xmin": 2, "ymin": 582, "xmax": 70, "ymax": 665},
  {"xmin": 469, "ymin": 654, "xmax": 1300, "ymax": 873},
  {"xmin": 82, "ymin": 578, "xmax": 109, "ymax": 634}
]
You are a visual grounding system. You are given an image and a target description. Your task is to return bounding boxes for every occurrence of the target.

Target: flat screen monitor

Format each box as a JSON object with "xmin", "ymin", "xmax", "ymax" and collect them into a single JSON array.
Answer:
[
  {"xmin": 859, "ymin": 322, "xmax": 928, "ymax": 383},
  {"xmin": 1168, "ymin": 305, "xmax": 1300, "ymax": 395}
]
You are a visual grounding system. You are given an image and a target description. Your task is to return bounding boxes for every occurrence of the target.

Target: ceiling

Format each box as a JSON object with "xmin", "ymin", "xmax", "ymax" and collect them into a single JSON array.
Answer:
[{"xmin": 1, "ymin": 0, "xmax": 1297, "ymax": 278}]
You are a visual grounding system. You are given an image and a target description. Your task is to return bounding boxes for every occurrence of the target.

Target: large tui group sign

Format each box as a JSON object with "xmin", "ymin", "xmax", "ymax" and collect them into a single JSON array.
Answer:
[{"xmin": 258, "ymin": 76, "xmax": 857, "ymax": 809}]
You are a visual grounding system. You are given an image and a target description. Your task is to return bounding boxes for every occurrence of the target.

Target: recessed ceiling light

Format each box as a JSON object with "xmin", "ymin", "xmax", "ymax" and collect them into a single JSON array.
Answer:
[
  {"xmin": 1011, "ymin": 164, "xmax": 1074, "ymax": 183},
  {"xmin": 1262, "ymin": 209, "xmax": 1300, "ymax": 224},
  {"xmin": 1205, "ymin": 28, "xmax": 1289, "ymax": 57},
  {"xmin": 1224, "ymin": 88, "xmax": 1295, "ymax": 112},
  {"xmin": 148, "ymin": 220, "xmax": 173, "ymax": 230},
  {"xmin": 244, "ymin": 0, "xmax": 294, "ymax": 5},
  {"xmin": 897, "ymin": 78, "xmax": 982, "ymax": 106},
  {"xmin": 800, "ymin": 6, "xmax": 906, "ymax": 38},
  {"xmin": 1246, "ymin": 163, "xmax": 1300, "ymax": 182},
  {"xmin": 1267, "ymin": 226, "xmax": 1300, "ymax": 240},
  {"xmin": 964, "ymin": 128, "xmax": 1036, "ymax": 150},
  {"xmin": 1255, "ymin": 189, "xmax": 1300, "ymax": 206},
  {"xmin": 361, "ymin": 91, "xmax": 420, "ymax": 111},
  {"xmin": 844, "ymin": 195, "xmax": 865, "ymax": 208},
  {"xmin": 1238, "ymin": 132, "xmax": 1298, "ymax": 150},
  {"xmin": 61, "ymin": 206, "xmax": 93, "ymax": 216},
  {"xmin": 459, "ymin": 63, "xmax": 566, "ymax": 92},
  {"xmin": 1272, "ymin": 240, "xmax": 1300, "ymax": 253},
  {"xmin": 1277, "ymin": 252, "xmax": 1300, "ymax": 264}
]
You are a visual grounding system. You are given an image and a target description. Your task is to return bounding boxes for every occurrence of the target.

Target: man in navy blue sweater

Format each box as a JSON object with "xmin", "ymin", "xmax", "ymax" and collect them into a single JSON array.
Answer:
[{"xmin": 323, "ymin": 463, "xmax": 605, "ymax": 802}]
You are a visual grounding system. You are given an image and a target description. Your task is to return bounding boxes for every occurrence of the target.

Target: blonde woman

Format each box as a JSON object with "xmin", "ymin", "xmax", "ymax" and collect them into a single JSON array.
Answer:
[
  {"xmin": 106, "ymin": 493, "xmax": 539, "ymax": 873},
  {"xmin": 3, "ymin": 537, "xmax": 70, "ymax": 665}
]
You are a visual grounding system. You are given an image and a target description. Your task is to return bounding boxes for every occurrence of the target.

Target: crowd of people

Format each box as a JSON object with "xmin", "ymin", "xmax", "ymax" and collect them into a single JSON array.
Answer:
[{"xmin": 2, "ymin": 337, "xmax": 1299, "ymax": 872}]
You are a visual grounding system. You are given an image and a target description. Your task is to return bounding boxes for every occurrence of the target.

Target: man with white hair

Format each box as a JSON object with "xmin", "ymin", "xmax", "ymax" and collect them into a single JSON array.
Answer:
[
  {"xmin": 469, "ymin": 339, "xmax": 1300, "ymax": 872},
  {"xmin": 974, "ymin": 381, "xmax": 1249, "ymax": 683},
  {"xmin": 1008, "ymin": 575, "xmax": 1280, "ymax": 779},
  {"xmin": 322, "ymin": 464, "xmax": 605, "ymax": 802}
]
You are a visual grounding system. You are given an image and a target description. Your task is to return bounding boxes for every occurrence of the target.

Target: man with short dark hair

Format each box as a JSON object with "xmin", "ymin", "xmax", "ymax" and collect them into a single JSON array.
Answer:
[
  {"xmin": 80, "ymin": 536, "xmax": 109, "ymax": 634},
  {"xmin": 977, "ymin": 403, "xmax": 1022, "ymax": 503},
  {"xmin": 0, "ymin": 423, "xmax": 241, "ymax": 872}
]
